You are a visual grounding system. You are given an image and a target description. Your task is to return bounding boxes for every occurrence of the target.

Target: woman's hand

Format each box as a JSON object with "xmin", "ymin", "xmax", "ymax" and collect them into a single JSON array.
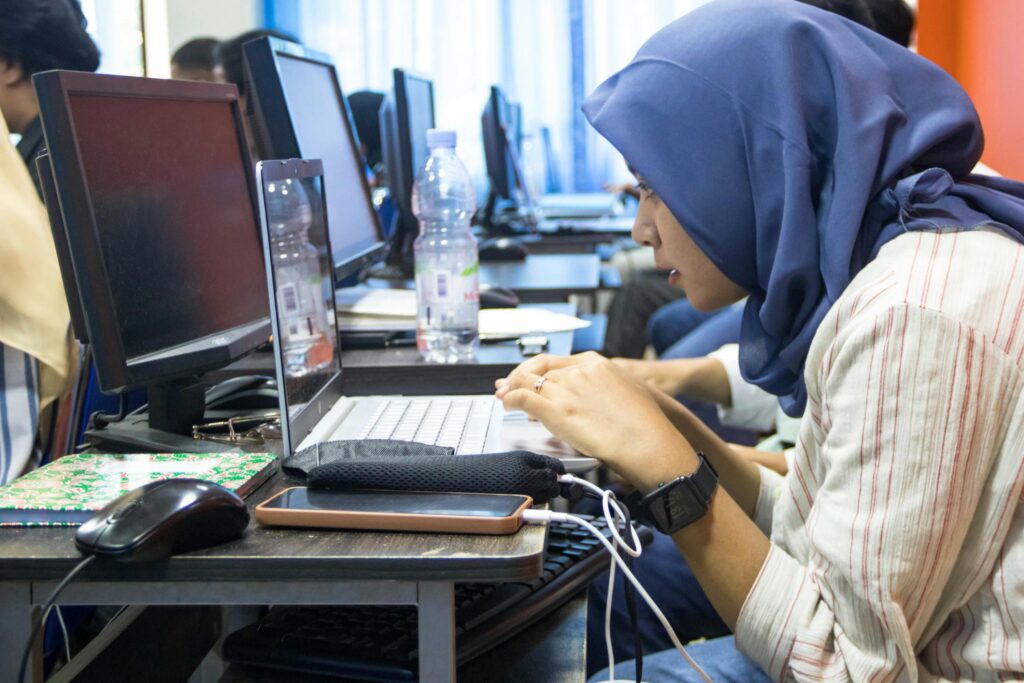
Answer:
[
  {"xmin": 611, "ymin": 357, "xmax": 693, "ymax": 396},
  {"xmin": 495, "ymin": 353, "xmax": 698, "ymax": 490}
]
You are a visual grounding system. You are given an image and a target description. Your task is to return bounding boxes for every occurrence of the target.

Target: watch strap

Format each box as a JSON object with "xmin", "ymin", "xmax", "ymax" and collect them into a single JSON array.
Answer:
[{"xmin": 639, "ymin": 454, "xmax": 718, "ymax": 534}]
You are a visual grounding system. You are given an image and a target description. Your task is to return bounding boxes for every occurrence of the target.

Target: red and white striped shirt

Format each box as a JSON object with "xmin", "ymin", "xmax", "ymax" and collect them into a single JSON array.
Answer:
[{"xmin": 737, "ymin": 228, "xmax": 1024, "ymax": 682}]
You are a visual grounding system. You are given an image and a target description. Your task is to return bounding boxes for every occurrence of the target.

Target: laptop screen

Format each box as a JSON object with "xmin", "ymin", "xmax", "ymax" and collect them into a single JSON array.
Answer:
[{"xmin": 257, "ymin": 160, "xmax": 344, "ymax": 456}]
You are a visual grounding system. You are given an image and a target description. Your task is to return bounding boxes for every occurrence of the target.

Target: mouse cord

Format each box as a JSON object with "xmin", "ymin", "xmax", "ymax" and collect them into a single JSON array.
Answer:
[{"xmin": 18, "ymin": 555, "xmax": 96, "ymax": 683}]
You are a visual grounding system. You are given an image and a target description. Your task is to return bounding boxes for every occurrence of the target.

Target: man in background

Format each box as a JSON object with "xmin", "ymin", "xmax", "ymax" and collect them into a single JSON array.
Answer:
[
  {"xmin": 170, "ymin": 37, "xmax": 220, "ymax": 82},
  {"xmin": 0, "ymin": 0, "xmax": 100, "ymax": 197}
]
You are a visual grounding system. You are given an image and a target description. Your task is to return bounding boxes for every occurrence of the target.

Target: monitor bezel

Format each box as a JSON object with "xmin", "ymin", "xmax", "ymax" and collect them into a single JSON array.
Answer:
[
  {"xmin": 33, "ymin": 70, "xmax": 271, "ymax": 393},
  {"xmin": 255, "ymin": 158, "xmax": 345, "ymax": 457},
  {"xmin": 244, "ymin": 37, "xmax": 387, "ymax": 281}
]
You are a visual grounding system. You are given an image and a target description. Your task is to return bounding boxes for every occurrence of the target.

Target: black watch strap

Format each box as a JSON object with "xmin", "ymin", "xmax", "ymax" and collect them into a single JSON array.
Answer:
[{"xmin": 638, "ymin": 454, "xmax": 718, "ymax": 534}]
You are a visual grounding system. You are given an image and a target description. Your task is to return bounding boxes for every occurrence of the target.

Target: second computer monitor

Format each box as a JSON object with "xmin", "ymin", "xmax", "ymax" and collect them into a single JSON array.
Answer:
[
  {"xmin": 244, "ymin": 37, "xmax": 386, "ymax": 280},
  {"xmin": 482, "ymin": 85, "xmax": 522, "ymax": 201},
  {"xmin": 379, "ymin": 68, "xmax": 436, "ymax": 270}
]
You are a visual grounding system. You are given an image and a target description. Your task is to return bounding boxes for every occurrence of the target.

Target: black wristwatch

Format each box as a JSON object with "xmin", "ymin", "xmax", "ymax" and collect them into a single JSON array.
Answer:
[{"xmin": 638, "ymin": 454, "xmax": 718, "ymax": 534}]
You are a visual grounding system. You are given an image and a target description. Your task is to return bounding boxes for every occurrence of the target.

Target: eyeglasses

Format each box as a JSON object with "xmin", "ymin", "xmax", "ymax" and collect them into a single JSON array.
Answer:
[{"xmin": 192, "ymin": 413, "xmax": 281, "ymax": 446}]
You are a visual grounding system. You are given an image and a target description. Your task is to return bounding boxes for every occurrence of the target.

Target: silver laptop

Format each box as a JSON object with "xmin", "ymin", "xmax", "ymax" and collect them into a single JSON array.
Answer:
[{"xmin": 256, "ymin": 158, "xmax": 593, "ymax": 471}]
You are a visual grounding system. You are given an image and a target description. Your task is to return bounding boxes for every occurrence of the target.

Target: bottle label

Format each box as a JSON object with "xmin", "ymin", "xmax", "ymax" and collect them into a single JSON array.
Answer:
[
  {"xmin": 416, "ymin": 264, "xmax": 480, "ymax": 327},
  {"xmin": 435, "ymin": 271, "xmax": 449, "ymax": 299}
]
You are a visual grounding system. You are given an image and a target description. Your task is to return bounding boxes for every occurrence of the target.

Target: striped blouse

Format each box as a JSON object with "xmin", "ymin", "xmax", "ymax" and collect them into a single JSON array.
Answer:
[
  {"xmin": 0, "ymin": 342, "xmax": 41, "ymax": 484},
  {"xmin": 737, "ymin": 229, "xmax": 1024, "ymax": 681}
]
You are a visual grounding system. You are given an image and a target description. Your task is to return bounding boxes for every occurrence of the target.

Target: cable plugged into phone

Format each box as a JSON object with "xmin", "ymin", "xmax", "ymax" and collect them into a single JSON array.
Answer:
[{"xmin": 523, "ymin": 475, "xmax": 714, "ymax": 683}]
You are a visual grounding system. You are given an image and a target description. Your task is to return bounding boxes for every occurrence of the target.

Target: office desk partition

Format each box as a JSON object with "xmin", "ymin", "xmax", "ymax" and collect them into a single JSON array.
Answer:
[{"xmin": 0, "ymin": 470, "xmax": 549, "ymax": 683}]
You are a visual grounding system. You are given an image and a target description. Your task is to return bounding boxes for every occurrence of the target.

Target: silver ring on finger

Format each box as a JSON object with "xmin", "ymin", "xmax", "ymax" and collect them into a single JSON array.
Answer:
[{"xmin": 534, "ymin": 376, "xmax": 548, "ymax": 393}]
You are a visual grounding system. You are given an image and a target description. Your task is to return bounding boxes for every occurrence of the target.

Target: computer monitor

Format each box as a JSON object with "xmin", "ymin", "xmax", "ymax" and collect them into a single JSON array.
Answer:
[
  {"xmin": 243, "ymin": 37, "xmax": 386, "ymax": 280},
  {"xmin": 481, "ymin": 85, "xmax": 535, "ymax": 228},
  {"xmin": 482, "ymin": 85, "xmax": 520, "ymax": 201},
  {"xmin": 34, "ymin": 71, "xmax": 271, "ymax": 434},
  {"xmin": 379, "ymin": 68, "xmax": 435, "ymax": 273}
]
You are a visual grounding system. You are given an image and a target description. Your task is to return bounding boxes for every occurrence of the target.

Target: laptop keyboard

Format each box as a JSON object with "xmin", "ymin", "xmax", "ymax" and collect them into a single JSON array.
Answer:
[{"xmin": 346, "ymin": 398, "xmax": 494, "ymax": 454}]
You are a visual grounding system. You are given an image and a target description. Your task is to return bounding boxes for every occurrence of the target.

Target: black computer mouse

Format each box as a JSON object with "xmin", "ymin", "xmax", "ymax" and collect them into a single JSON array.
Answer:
[
  {"xmin": 479, "ymin": 285, "xmax": 520, "ymax": 309},
  {"xmin": 478, "ymin": 237, "xmax": 529, "ymax": 262},
  {"xmin": 75, "ymin": 479, "xmax": 250, "ymax": 563}
]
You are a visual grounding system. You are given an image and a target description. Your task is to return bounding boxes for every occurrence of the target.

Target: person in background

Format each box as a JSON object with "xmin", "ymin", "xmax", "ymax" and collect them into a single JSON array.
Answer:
[
  {"xmin": 500, "ymin": 0, "xmax": 1024, "ymax": 679},
  {"xmin": 866, "ymin": 0, "xmax": 915, "ymax": 46},
  {"xmin": 0, "ymin": 0, "xmax": 99, "ymax": 197},
  {"xmin": 170, "ymin": 37, "xmax": 220, "ymax": 82},
  {"xmin": 215, "ymin": 28, "xmax": 300, "ymax": 99},
  {"xmin": 0, "ymin": 111, "xmax": 74, "ymax": 484}
]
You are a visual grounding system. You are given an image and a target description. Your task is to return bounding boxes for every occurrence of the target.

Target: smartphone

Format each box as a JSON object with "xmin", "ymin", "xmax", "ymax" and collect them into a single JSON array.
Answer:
[{"xmin": 255, "ymin": 488, "xmax": 532, "ymax": 535}]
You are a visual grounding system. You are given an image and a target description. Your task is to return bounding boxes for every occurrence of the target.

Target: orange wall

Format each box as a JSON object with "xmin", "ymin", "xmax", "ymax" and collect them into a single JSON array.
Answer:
[{"xmin": 918, "ymin": 0, "xmax": 1024, "ymax": 178}]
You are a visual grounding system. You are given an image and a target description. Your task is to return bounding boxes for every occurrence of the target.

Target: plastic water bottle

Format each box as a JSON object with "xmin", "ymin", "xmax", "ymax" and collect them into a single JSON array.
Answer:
[
  {"xmin": 412, "ymin": 129, "xmax": 479, "ymax": 363},
  {"xmin": 266, "ymin": 177, "xmax": 334, "ymax": 377}
]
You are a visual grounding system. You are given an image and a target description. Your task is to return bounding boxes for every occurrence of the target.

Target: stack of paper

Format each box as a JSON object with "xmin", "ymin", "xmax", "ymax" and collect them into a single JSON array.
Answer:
[
  {"xmin": 335, "ymin": 288, "xmax": 416, "ymax": 332},
  {"xmin": 335, "ymin": 287, "xmax": 590, "ymax": 338}
]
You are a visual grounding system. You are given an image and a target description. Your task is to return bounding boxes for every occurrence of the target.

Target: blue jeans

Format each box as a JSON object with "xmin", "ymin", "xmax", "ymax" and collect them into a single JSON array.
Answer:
[
  {"xmin": 647, "ymin": 300, "xmax": 744, "ymax": 360},
  {"xmin": 586, "ymin": 533, "xmax": 730, "ymax": 675},
  {"xmin": 589, "ymin": 635, "xmax": 772, "ymax": 682}
]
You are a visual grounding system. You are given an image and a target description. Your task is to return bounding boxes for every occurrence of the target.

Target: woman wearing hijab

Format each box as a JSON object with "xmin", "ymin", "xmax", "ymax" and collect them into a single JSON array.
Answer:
[{"xmin": 496, "ymin": 1, "xmax": 1024, "ymax": 680}]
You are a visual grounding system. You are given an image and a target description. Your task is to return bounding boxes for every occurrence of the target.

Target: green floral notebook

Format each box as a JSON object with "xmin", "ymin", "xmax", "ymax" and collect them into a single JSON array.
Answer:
[{"xmin": 0, "ymin": 452, "xmax": 278, "ymax": 526}]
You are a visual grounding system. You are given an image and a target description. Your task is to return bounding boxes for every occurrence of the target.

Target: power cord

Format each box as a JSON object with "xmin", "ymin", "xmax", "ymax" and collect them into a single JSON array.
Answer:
[
  {"xmin": 522, "ymin": 474, "xmax": 715, "ymax": 683},
  {"xmin": 18, "ymin": 555, "xmax": 96, "ymax": 683}
]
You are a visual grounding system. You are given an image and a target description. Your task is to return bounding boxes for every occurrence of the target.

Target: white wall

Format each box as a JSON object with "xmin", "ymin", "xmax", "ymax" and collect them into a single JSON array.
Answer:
[{"xmin": 166, "ymin": 0, "xmax": 261, "ymax": 59}]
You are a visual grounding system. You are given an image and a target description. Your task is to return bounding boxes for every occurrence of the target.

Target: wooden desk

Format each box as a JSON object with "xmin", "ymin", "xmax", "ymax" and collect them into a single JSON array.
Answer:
[
  {"xmin": 478, "ymin": 254, "xmax": 601, "ymax": 304},
  {"xmin": 363, "ymin": 253, "xmax": 602, "ymax": 305},
  {"xmin": 0, "ymin": 470, "xmax": 547, "ymax": 683},
  {"xmin": 208, "ymin": 303, "xmax": 578, "ymax": 394}
]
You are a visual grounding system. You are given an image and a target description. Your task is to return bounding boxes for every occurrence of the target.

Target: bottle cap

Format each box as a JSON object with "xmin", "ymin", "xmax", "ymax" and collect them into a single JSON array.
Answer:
[{"xmin": 426, "ymin": 128, "xmax": 457, "ymax": 149}]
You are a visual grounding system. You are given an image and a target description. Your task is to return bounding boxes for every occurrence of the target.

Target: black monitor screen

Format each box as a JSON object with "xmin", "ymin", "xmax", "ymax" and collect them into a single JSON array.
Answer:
[
  {"xmin": 67, "ymin": 94, "xmax": 268, "ymax": 359},
  {"xmin": 275, "ymin": 53, "xmax": 382, "ymax": 270},
  {"xmin": 402, "ymin": 75, "xmax": 435, "ymax": 203}
]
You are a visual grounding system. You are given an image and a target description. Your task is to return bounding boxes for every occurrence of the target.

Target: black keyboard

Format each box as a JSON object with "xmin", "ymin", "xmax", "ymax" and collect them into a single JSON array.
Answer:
[{"xmin": 224, "ymin": 515, "xmax": 652, "ymax": 681}]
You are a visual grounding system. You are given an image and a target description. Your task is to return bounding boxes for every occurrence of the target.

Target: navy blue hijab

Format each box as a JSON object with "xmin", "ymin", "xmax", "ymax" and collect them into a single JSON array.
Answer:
[{"xmin": 584, "ymin": 0, "xmax": 1024, "ymax": 416}]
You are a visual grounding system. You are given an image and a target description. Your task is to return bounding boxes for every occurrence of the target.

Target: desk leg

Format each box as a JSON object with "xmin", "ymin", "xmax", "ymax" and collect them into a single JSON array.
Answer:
[
  {"xmin": 0, "ymin": 582, "xmax": 32, "ymax": 682},
  {"xmin": 418, "ymin": 582, "xmax": 456, "ymax": 683}
]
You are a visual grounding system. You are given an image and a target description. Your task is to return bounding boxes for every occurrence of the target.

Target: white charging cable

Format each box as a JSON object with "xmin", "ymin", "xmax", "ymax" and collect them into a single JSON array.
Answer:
[{"xmin": 521, "ymin": 474, "xmax": 713, "ymax": 683}]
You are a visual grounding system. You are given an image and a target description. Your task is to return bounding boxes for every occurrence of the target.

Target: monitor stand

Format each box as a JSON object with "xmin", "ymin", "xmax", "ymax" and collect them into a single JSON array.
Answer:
[{"xmin": 84, "ymin": 377, "xmax": 263, "ymax": 454}]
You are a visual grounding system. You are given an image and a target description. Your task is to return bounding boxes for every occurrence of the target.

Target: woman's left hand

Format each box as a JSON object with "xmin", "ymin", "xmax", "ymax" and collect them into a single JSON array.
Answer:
[{"xmin": 495, "ymin": 353, "xmax": 697, "ymax": 487}]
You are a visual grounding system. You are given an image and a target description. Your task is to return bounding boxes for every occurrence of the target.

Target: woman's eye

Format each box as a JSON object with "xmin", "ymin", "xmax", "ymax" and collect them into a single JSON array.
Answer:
[{"xmin": 637, "ymin": 182, "xmax": 655, "ymax": 198}]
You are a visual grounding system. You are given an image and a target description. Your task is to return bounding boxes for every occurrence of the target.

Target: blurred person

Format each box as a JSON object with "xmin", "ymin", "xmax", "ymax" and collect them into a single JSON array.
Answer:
[
  {"xmin": 170, "ymin": 37, "xmax": 220, "ymax": 82},
  {"xmin": 0, "ymin": 0, "xmax": 99, "ymax": 196}
]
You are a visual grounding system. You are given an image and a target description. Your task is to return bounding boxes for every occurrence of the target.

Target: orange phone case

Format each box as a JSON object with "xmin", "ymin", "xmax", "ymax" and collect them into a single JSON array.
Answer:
[{"xmin": 254, "ymin": 487, "xmax": 533, "ymax": 535}]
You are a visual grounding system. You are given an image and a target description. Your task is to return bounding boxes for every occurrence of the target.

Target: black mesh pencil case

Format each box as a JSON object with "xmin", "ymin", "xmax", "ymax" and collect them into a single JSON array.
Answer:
[{"xmin": 282, "ymin": 440, "xmax": 567, "ymax": 503}]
